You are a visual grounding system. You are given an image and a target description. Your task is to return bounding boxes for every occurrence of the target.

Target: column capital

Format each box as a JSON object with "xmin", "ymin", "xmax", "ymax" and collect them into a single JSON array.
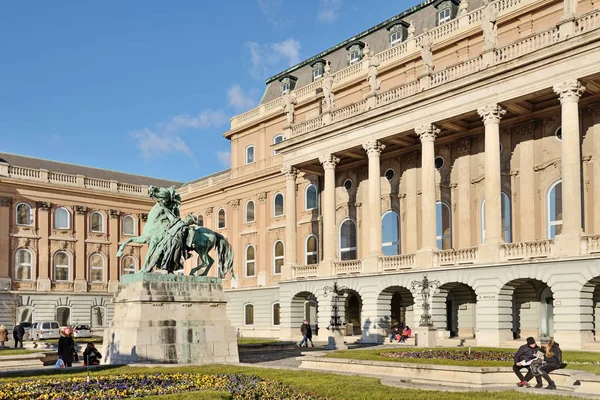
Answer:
[
  {"xmin": 553, "ymin": 80, "xmax": 585, "ymax": 104},
  {"xmin": 456, "ymin": 138, "xmax": 472, "ymax": 156},
  {"xmin": 415, "ymin": 124, "xmax": 440, "ymax": 142},
  {"xmin": 258, "ymin": 192, "xmax": 268, "ymax": 203},
  {"xmin": 515, "ymin": 120, "xmax": 535, "ymax": 140},
  {"xmin": 204, "ymin": 207, "xmax": 213, "ymax": 216},
  {"xmin": 74, "ymin": 205, "xmax": 88, "ymax": 215},
  {"xmin": 227, "ymin": 199, "xmax": 240, "ymax": 209},
  {"xmin": 109, "ymin": 209, "xmax": 121, "ymax": 219},
  {"xmin": 477, "ymin": 104, "xmax": 506, "ymax": 124},
  {"xmin": 363, "ymin": 140, "xmax": 386, "ymax": 157},
  {"xmin": 36, "ymin": 201, "xmax": 51, "ymax": 211},
  {"xmin": 139, "ymin": 213, "xmax": 149, "ymax": 221},
  {"xmin": 589, "ymin": 103, "xmax": 600, "ymax": 123},
  {"xmin": 281, "ymin": 165, "xmax": 298, "ymax": 179},
  {"xmin": 319, "ymin": 154, "xmax": 340, "ymax": 169},
  {"xmin": 0, "ymin": 196, "xmax": 12, "ymax": 207}
]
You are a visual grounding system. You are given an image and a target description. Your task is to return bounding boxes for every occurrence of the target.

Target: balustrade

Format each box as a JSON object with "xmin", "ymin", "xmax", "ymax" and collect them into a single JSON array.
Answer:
[
  {"xmin": 293, "ymin": 264, "xmax": 319, "ymax": 278},
  {"xmin": 436, "ymin": 247, "xmax": 478, "ymax": 266},
  {"xmin": 333, "ymin": 260, "xmax": 363, "ymax": 275},
  {"xmin": 380, "ymin": 254, "xmax": 415, "ymax": 271},
  {"xmin": 576, "ymin": 9, "xmax": 600, "ymax": 34},
  {"xmin": 501, "ymin": 240, "xmax": 554, "ymax": 260}
]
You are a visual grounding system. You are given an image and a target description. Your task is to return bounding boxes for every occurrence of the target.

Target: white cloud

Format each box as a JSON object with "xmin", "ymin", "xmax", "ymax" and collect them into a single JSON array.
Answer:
[
  {"xmin": 246, "ymin": 38, "xmax": 301, "ymax": 78},
  {"xmin": 317, "ymin": 0, "xmax": 342, "ymax": 23},
  {"xmin": 159, "ymin": 109, "xmax": 228, "ymax": 133},
  {"xmin": 257, "ymin": 0, "xmax": 284, "ymax": 26},
  {"xmin": 228, "ymin": 84, "xmax": 256, "ymax": 111},
  {"xmin": 216, "ymin": 150, "xmax": 231, "ymax": 167}
]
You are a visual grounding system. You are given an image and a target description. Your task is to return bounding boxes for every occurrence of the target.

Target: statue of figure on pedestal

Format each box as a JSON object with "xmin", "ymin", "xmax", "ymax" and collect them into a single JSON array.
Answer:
[
  {"xmin": 282, "ymin": 92, "xmax": 297, "ymax": 125},
  {"xmin": 116, "ymin": 186, "xmax": 234, "ymax": 278},
  {"xmin": 364, "ymin": 45, "xmax": 381, "ymax": 94},
  {"xmin": 322, "ymin": 62, "xmax": 335, "ymax": 112},
  {"xmin": 482, "ymin": 0, "xmax": 498, "ymax": 50},
  {"xmin": 420, "ymin": 29, "xmax": 433, "ymax": 74}
]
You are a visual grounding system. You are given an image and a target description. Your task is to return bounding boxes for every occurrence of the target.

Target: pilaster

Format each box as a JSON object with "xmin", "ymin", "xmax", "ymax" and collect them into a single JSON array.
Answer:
[
  {"xmin": 0, "ymin": 197, "xmax": 12, "ymax": 288},
  {"xmin": 589, "ymin": 104, "xmax": 600, "ymax": 234},
  {"xmin": 455, "ymin": 139, "xmax": 472, "ymax": 248},
  {"xmin": 319, "ymin": 155, "xmax": 340, "ymax": 265},
  {"xmin": 282, "ymin": 166, "xmax": 298, "ymax": 280},
  {"xmin": 363, "ymin": 140, "xmax": 385, "ymax": 267},
  {"xmin": 403, "ymin": 153, "xmax": 418, "ymax": 253},
  {"xmin": 74, "ymin": 205, "xmax": 88, "ymax": 292},
  {"xmin": 516, "ymin": 121, "xmax": 536, "ymax": 241},
  {"xmin": 108, "ymin": 210, "xmax": 120, "ymax": 293},
  {"xmin": 36, "ymin": 201, "xmax": 51, "ymax": 291}
]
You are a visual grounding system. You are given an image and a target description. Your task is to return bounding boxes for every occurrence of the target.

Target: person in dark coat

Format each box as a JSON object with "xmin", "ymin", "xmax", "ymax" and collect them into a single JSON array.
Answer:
[
  {"xmin": 538, "ymin": 339, "xmax": 562, "ymax": 390},
  {"xmin": 298, "ymin": 320, "xmax": 312, "ymax": 348},
  {"xmin": 57, "ymin": 327, "xmax": 75, "ymax": 367},
  {"xmin": 513, "ymin": 336, "xmax": 543, "ymax": 387},
  {"xmin": 389, "ymin": 323, "xmax": 403, "ymax": 343},
  {"xmin": 83, "ymin": 342, "xmax": 102, "ymax": 366},
  {"xmin": 12, "ymin": 324, "xmax": 25, "ymax": 348}
]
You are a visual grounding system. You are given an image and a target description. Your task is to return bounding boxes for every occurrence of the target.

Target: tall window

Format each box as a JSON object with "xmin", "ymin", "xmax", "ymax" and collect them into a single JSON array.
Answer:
[
  {"xmin": 89, "ymin": 253, "xmax": 105, "ymax": 283},
  {"xmin": 17, "ymin": 307, "xmax": 34, "ymax": 324},
  {"xmin": 54, "ymin": 251, "xmax": 71, "ymax": 281},
  {"xmin": 56, "ymin": 306, "xmax": 71, "ymax": 327},
  {"xmin": 91, "ymin": 306, "xmax": 106, "ymax": 328},
  {"xmin": 90, "ymin": 211, "xmax": 104, "ymax": 233},
  {"xmin": 217, "ymin": 208, "xmax": 226, "ymax": 229},
  {"xmin": 16, "ymin": 203, "xmax": 32, "ymax": 226},
  {"xmin": 121, "ymin": 256, "xmax": 136, "ymax": 276},
  {"xmin": 54, "ymin": 207, "xmax": 70, "ymax": 229},
  {"xmin": 438, "ymin": 8, "xmax": 451, "ymax": 24},
  {"xmin": 382, "ymin": 211, "xmax": 400, "ymax": 256},
  {"xmin": 305, "ymin": 184, "xmax": 317, "ymax": 210},
  {"xmin": 197, "ymin": 214, "xmax": 204, "ymax": 227},
  {"xmin": 481, "ymin": 193, "xmax": 512, "ymax": 242},
  {"xmin": 245, "ymin": 200, "xmax": 255, "ymax": 223},
  {"xmin": 339, "ymin": 219, "xmax": 357, "ymax": 260},
  {"xmin": 547, "ymin": 180, "xmax": 563, "ymax": 239},
  {"xmin": 244, "ymin": 304, "xmax": 254, "ymax": 325},
  {"xmin": 246, "ymin": 145, "xmax": 255, "ymax": 164},
  {"xmin": 273, "ymin": 240, "xmax": 284, "ymax": 274},
  {"xmin": 273, "ymin": 303, "xmax": 281, "ymax": 326},
  {"xmin": 273, "ymin": 193, "xmax": 284, "ymax": 216},
  {"xmin": 305, "ymin": 235, "xmax": 318, "ymax": 264},
  {"xmin": 245, "ymin": 245, "xmax": 255, "ymax": 277},
  {"xmin": 15, "ymin": 249, "xmax": 33, "ymax": 281},
  {"xmin": 436, "ymin": 202, "xmax": 452, "ymax": 250},
  {"xmin": 122, "ymin": 215, "xmax": 135, "ymax": 235},
  {"xmin": 273, "ymin": 135, "xmax": 284, "ymax": 155}
]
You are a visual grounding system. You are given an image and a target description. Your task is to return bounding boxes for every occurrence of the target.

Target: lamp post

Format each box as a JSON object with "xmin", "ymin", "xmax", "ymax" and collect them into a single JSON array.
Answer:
[
  {"xmin": 323, "ymin": 281, "xmax": 349, "ymax": 350},
  {"xmin": 410, "ymin": 275, "xmax": 439, "ymax": 346}
]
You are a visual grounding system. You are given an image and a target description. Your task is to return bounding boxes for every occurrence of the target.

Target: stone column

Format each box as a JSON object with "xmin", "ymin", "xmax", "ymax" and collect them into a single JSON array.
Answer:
[
  {"xmin": 477, "ymin": 104, "xmax": 506, "ymax": 262},
  {"xmin": 36, "ymin": 201, "xmax": 52, "ymax": 291},
  {"xmin": 553, "ymin": 81, "xmax": 585, "ymax": 255},
  {"xmin": 282, "ymin": 166, "xmax": 298, "ymax": 280},
  {"xmin": 415, "ymin": 125, "xmax": 439, "ymax": 267},
  {"xmin": 108, "ymin": 209, "xmax": 120, "ymax": 293},
  {"xmin": 403, "ymin": 153, "xmax": 419, "ymax": 253},
  {"xmin": 319, "ymin": 155, "xmax": 340, "ymax": 267},
  {"xmin": 0, "ymin": 197, "xmax": 12, "ymax": 290},
  {"xmin": 589, "ymin": 104, "xmax": 600, "ymax": 234},
  {"xmin": 363, "ymin": 140, "xmax": 386, "ymax": 267},
  {"xmin": 74, "ymin": 206, "xmax": 88, "ymax": 292},
  {"xmin": 455, "ymin": 139, "xmax": 472, "ymax": 248},
  {"xmin": 516, "ymin": 121, "xmax": 536, "ymax": 241}
]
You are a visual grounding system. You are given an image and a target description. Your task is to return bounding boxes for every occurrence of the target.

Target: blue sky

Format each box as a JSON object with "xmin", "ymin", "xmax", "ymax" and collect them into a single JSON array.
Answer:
[{"xmin": 0, "ymin": 0, "xmax": 415, "ymax": 183}]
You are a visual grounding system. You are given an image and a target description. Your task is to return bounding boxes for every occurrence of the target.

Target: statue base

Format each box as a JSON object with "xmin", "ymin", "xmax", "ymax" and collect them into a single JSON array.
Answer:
[
  {"xmin": 325, "ymin": 327, "xmax": 347, "ymax": 350},
  {"xmin": 101, "ymin": 273, "xmax": 239, "ymax": 365}
]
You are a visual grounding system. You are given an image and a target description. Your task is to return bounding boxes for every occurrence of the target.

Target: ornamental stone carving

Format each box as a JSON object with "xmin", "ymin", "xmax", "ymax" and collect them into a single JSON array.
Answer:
[
  {"xmin": 140, "ymin": 213, "xmax": 149, "ymax": 221},
  {"xmin": 458, "ymin": 0, "xmax": 469, "ymax": 16},
  {"xmin": 282, "ymin": 92, "xmax": 297, "ymax": 125},
  {"xmin": 477, "ymin": 104, "xmax": 506, "ymax": 124},
  {"xmin": 321, "ymin": 63, "xmax": 335, "ymax": 112},
  {"xmin": 553, "ymin": 80, "xmax": 586, "ymax": 103},
  {"xmin": 419, "ymin": 29, "xmax": 433, "ymax": 74},
  {"xmin": 319, "ymin": 154, "xmax": 340, "ymax": 169},
  {"xmin": 515, "ymin": 120, "xmax": 535, "ymax": 140},
  {"xmin": 281, "ymin": 165, "xmax": 298, "ymax": 179},
  {"xmin": 408, "ymin": 21, "xmax": 415, "ymax": 38},
  {"xmin": 228, "ymin": 199, "xmax": 240, "ymax": 209},
  {"xmin": 258, "ymin": 192, "xmax": 268, "ymax": 203},
  {"xmin": 415, "ymin": 124, "xmax": 440, "ymax": 142},
  {"xmin": 481, "ymin": 0, "xmax": 498, "ymax": 50},
  {"xmin": 363, "ymin": 140, "xmax": 386, "ymax": 157},
  {"xmin": 0, "ymin": 196, "xmax": 12, "ymax": 207},
  {"xmin": 74, "ymin": 205, "xmax": 88, "ymax": 215},
  {"xmin": 36, "ymin": 201, "xmax": 51, "ymax": 210},
  {"xmin": 364, "ymin": 45, "xmax": 381, "ymax": 95},
  {"xmin": 456, "ymin": 138, "xmax": 472, "ymax": 156},
  {"xmin": 109, "ymin": 209, "xmax": 121, "ymax": 219}
]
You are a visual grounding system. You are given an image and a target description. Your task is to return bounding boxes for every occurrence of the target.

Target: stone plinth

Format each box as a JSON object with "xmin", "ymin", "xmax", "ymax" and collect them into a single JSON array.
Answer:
[
  {"xmin": 101, "ymin": 273, "xmax": 239, "ymax": 365},
  {"xmin": 414, "ymin": 327, "xmax": 437, "ymax": 347},
  {"xmin": 325, "ymin": 328, "xmax": 348, "ymax": 350}
]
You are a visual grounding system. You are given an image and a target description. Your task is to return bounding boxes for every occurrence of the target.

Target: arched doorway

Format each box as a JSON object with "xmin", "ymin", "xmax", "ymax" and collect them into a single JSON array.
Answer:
[
  {"xmin": 344, "ymin": 291, "xmax": 362, "ymax": 336},
  {"xmin": 291, "ymin": 291, "xmax": 318, "ymax": 336},
  {"xmin": 377, "ymin": 286, "xmax": 415, "ymax": 340},
  {"xmin": 580, "ymin": 276, "xmax": 600, "ymax": 344},
  {"xmin": 432, "ymin": 283, "xmax": 477, "ymax": 338},
  {"xmin": 500, "ymin": 279, "xmax": 554, "ymax": 340}
]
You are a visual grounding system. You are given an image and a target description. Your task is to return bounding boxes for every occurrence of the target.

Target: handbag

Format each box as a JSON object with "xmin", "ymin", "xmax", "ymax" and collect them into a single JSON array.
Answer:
[{"xmin": 55, "ymin": 358, "xmax": 65, "ymax": 368}]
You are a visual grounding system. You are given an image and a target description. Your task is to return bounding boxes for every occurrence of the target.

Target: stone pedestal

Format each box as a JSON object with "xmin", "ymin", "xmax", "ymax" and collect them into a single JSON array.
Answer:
[
  {"xmin": 102, "ymin": 273, "xmax": 239, "ymax": 365},
  {"xmin": 325, "ymin": 328, "xmax": 348, "ymax": 350},
  {"xmin": 414, "ymin": 327, "xmax": 437, "ymax": 347}
]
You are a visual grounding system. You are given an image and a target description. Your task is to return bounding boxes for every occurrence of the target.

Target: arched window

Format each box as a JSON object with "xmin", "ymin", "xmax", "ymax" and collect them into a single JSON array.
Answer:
[
  {"xmin": 245, "ymin": 245, "xmax": 256, "ymax": 277},
  {"xmin": 89, "ymin": 253, "xmax": 105, "ymax": 283},
  {"xmin": 90, "ymin": 211, "xmax": 104, "ymax": 233},
  {"xmin": 436, "ymin": 202, "xmax": 452, "ymax": 250},
  {"xmin": 14, "ymin": 249, "xmax": 33, "ymax": 281},
  {"xmin": 197, "ymin": 214, "xmax": 204, "ymax": 227},
  {"xmin": 121, "ymin": 256, "xmax": 136, "ymax": 276},
  {"xmin": 547, "ymin": 180, "xmax": 563, "ymax": 239},
  {"xmin": 53, "ymin": 251, "xmax": 71, "ymax": 282},
  {"xmin": 245, "ymin": 200, "xmax": 255, "ymax": 223},
  {"xmin": 122, "ymin": 215, "xmax": 136, "ymax": 236},
  {"xmin": 273, "ymin": 240, "xmax": 284, "ymax": 274},
  {"xmin": 16, "ymin": 203, "xmax": 32, "ymax": 226},
  {"xmin": 339, "ymin": 218, "xmax": 357, "ymax": 260},
  {"xmin": 244, "ymin": 304, "xmax": 254, "ymax": 325},
  {"xmin": 273, "ymin": 192, "xmax": 284, "ymax": 216},
  {"xmin": 382, "ymin": 211, "xmax": 400, "ymax": 256},
  {"xmin": 273, "ymin": 303, "xmax": 281, "ymax": 326},
  {"xmin": 54, "ymin": 207, "xmax": 70, "ymax": 229},
  {"xmin": 55, "ymin": 306, "xmax": 71, "ymax": 327},
  {"xmin": 217, "ymin": 208, "xmax": 226, "ymax": 229},
  {"xmin": 305, "ymin": 235, "xmax": 318, "ymax": 264},
  {"xmin": 246, "ymin": 145, "xmax": 255, "ymax": 164},
  {"xmin": 480, "ymin": 193, "xmax": 512, "ymax": 242},
  {"xmin": 90, "ymin": 306, "xmax": 106, "ymax": 328},
  {"xmin": 273, "ymin": 134, "xmax": 284, "ymax": 155},
  {"xmin": 305, "ymin": 184, "xmax": 317, "ymax": 210},
  {"xmin": 16, "ymin": 306, "xmax": 34, "ymax": 324}
]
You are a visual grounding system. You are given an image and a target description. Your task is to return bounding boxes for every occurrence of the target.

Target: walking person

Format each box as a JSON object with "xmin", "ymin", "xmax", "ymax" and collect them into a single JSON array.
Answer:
[
  {"xmin": 513, "ymin": 337, "xmax": 543, "ymax": 387},
  {"xmin": 12, "ymin": 324, "xmax": 25, "ymax": 349},
  {"xmin": 57, "ymin": 327, "xmax": 75, "ymax": 367},
  {"xmin": 0, "ymin": 324, "xmax": 8, "ymax": 347},
  {"xmin": 298, "ymin": 320, "xmax": 312, "ymax": 348},
  {"xmin": 538, "ymin": 339, "xmax": 563, "ymax": 390}
]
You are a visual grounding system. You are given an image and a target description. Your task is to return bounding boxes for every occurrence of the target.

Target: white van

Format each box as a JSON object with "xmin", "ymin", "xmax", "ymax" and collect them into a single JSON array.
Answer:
[{"xmin": 31, "ymin": 321, "xmax": 61, "ymax": 340}]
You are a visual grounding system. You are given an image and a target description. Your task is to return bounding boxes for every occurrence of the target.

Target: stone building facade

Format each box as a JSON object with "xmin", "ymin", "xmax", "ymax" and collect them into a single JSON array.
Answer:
[{"xmin": 2, "ymin": 0, "xmax": 600, "ymax": 349}]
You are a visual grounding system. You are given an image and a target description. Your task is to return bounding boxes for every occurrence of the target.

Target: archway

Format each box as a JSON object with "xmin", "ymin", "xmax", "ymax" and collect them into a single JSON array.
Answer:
[
  {"xmin": 291, "ymin": 291, "xmax": 318, "ymax": 335},
  {"xmin": 581, "ymin": 276, "xmax": 600, "ymax": 343},
  {"xmin": 432, "ymin": 283, "xmax": 477, "ymax": 338},
  {"xmin": 377, "ymin": 286, "xmax": 415, "ymax": 336},
  {"xmin": 344, "ymin": 290, "xmax": 362, "ymax": 336}
]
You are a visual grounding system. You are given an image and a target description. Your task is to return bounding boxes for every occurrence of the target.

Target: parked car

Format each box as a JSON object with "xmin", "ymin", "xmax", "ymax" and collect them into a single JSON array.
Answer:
[
  {"xmin": 72, "ymin": 324, "xmax": 93, "ymax": 338},
  {"xmin": 31, "ymin": 321, "xmax": 61, "ymax": 340}
]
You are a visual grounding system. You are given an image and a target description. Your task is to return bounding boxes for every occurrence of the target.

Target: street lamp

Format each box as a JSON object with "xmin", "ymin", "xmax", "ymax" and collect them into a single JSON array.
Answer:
[
  {"xmin": 323, "ymin": 281, "xmax": 349, "ymax": 330},
  {"xmin": 411, "ymin": 275, "xmax": 440, "ymax": 327}
]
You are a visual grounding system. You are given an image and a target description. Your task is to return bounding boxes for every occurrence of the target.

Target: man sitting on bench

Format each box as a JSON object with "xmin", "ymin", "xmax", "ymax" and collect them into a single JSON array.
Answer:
[{"xmin": 513, "ymin": 337, "xmax": 543, "ymax": 388}]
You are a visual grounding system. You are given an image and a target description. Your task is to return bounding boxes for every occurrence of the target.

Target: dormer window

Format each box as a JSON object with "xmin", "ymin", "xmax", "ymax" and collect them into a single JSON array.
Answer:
[
  {"xmin": 439, "ymin": 8, "xmax": 451, "ymax": 24},
  {"xmin": 434, "ymin": 0, "xmax": 459, "ymax": 26},
  {"xmin": 279, "ymin": 75, "xmax": 298, "ymax": 94},
  {"xmin": 386, "ymin": 21, "xmax": 409, "ymax": 47},
  {"xmin": 311, "ymin": 60, "xmax": 326, "ymax": 81},
  {"xmin": 345, "ymin": 41, "xmax": 365, "ymax": 66}
]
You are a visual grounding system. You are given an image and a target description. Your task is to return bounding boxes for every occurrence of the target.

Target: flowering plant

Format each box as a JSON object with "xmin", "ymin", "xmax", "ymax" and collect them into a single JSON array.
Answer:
[{"xmin": 380, "ymin": 349, "xmax": 514, "ymax": 362}]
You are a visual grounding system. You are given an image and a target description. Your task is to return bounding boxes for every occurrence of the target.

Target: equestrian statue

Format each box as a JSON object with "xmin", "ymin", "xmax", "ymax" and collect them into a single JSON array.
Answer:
[{"xmin": 116, "ymin": 186, "xmax": 234, "ymax": 278}]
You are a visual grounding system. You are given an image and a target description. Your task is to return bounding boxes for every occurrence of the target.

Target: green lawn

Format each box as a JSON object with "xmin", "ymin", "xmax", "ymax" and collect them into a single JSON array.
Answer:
[
  {"xmin": 0, "ymin": 349, "xmax": 45, "ymax": 356},
  {"xmin": 236, "ymin": 337, "xmax": 282, "ymax": 345},
  {"xmin": 0, "ymin": 364, "xmax": 587, "ymax": 400}
]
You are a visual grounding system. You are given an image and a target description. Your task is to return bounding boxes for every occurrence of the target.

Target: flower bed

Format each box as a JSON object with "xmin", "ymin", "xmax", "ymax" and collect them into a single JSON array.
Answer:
[
  {"xmin": 380, "ymin": 349, "xmax": 514, "ymax": 362},
  {"xmin": 0, "ymin": 373, "xmax": 329, "ymax": 400}
]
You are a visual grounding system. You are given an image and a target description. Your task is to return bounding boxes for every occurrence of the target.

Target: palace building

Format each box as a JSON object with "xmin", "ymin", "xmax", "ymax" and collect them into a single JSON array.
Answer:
[{"xmin": 2, "ymin": 0, "xmax": 600, "ymax": 349}]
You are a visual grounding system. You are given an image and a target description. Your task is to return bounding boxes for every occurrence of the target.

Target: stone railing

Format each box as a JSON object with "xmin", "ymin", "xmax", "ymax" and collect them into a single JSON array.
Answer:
[
  {"xmin": 229, "ymin": 0, "xmax": 539, "ymax": 130},
  {"xmin": 331, "ymin": 100, "xmax": 368, "ymax": 123},
  {"xmin": 585, "ymin": 235, "xmax": 600, "ymax": 254},
  {"xmin": 184, "ymin": 170, "xmax": 232, "ymax": 193},
  {"xmin": 380, "ymin": 254, "xmax": 415, "ymax": 271},
  {"xmin": 576, "ymin": 9, "xmax": 600, "ymax": 34},
  {"xmin": 376, "ymin": 81, "xmax": 420, "ymax": 107},
  {"xmin": 501, "ymin": 240, "xmax": 554, "ymax": 260},
  {"xmin": 333, "ymin": 260, "xmax": 363, "ymax": 275},
  {"xmin": 292, "ymin": 115, "xmax": 323, "ymax": 136},
  {"xmin": 3, "ymin": 165, "xmax": 149, "ymax": 197},
  {"xmin": 293, "ymin": 264, "xmax": 319, "ymax": 279},
  {"xmin": 430, "ymin": 55, "xmax": 483, "ymax": 87},
  {"xmin": 495, "ymin": 26, "xmax": 559, "ymax": 63},
  {"xmin": 436, "ymin": 247, "xmax": 478, "ymax": 266}
]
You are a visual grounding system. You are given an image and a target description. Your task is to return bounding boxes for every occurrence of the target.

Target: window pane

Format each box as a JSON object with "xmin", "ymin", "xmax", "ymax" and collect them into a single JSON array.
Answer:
[
  {"xmin": 307, "ymin": 254, "xmax": 318, "ymax": 265},
  {"xmin": 274, "ymin": 194, "xmax": 284, "ymax": 216},
  {"xmin": 341, "ymin": 249, "xmax": 357, "ymax": 261},
  {"xmin": 198, "ymin": 215, "xmax": 204, "ymax": 227},
  {"xmin": 123, "ymin": 216, "xmax": 135, "ymax": 235},
  {"xmin": 246, "ymin": 262, "xmax": 255, "ymax": 276},
  {"xmin": 247, "ymin": 246, "xmax": 255, "ymax": 260},
  {"xmin": 246, "ymin": 202, "xmax": 255, "ymax": 222},
  {"xmin": 306, "ymin": 185, "xmax": 317, "ymax": 210},
  {"xmin": 54, "ymin": 209, "xmax": 69, "ymax": 229},
  {"xmin": 247, "ymin": 147, "xmax": 254, "ymax": 163},
  {"xmin": 274, "ymin": 135, "xmax": 283, "ymax": 144},
  {"xmin": 17, "ymin": 204, "xmax": 31, "ymax": 225},
  {"xmin": 91, "ymin": 307, "xmax": 105, "ymax": 328},
  {"xmin": 91, "ymin": 213, "xmax": 102, "ymax": 232},
  {"xmin": 273, "ymin": 303, "xmax": 281, "ymax": 325},
  {"xmin": 18, "ymin": 308, "xmax": 33, "ymax": 323},
  {"xmin": 275, "ymin": 241, "xmax": 284, "ymax": 257},
  {"xmin": 218, "ymin": 210, "xmax": 226, "ymax": 228},
  {"xmin": 307, "ymin": 236, "xmax": 317, "ymax": 252},
  {"xmin": 382, "ymin": 212, "xmax": 399, "ymax": 244},
  {"xmin": 56, "ymin": 307, "xmax": 70, "ymax": 326},
  {"xmin": 341, "ymin": 220, "xmax": 357, "ymax": 248},
  {"xmin": 122, "ymin": 256, "xmax": 136, "ymax": 275},
  {"xmin": 275, "ymin": 258, "xmax": 283, "ymax": 274},
  {"xmin": 55, "ymin": 252, "xmax": 68, "ymax": 266},
  {"xmin": 436, "ymin": 203, "xmax": 452, "ymax": 249},
  {"xmin": 501, "ymin": 193, "xmax": 512, "ymax": 242},
  {"xmin": 245, "ymin": 305, "xmax": 254, "ymax": 325}
]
